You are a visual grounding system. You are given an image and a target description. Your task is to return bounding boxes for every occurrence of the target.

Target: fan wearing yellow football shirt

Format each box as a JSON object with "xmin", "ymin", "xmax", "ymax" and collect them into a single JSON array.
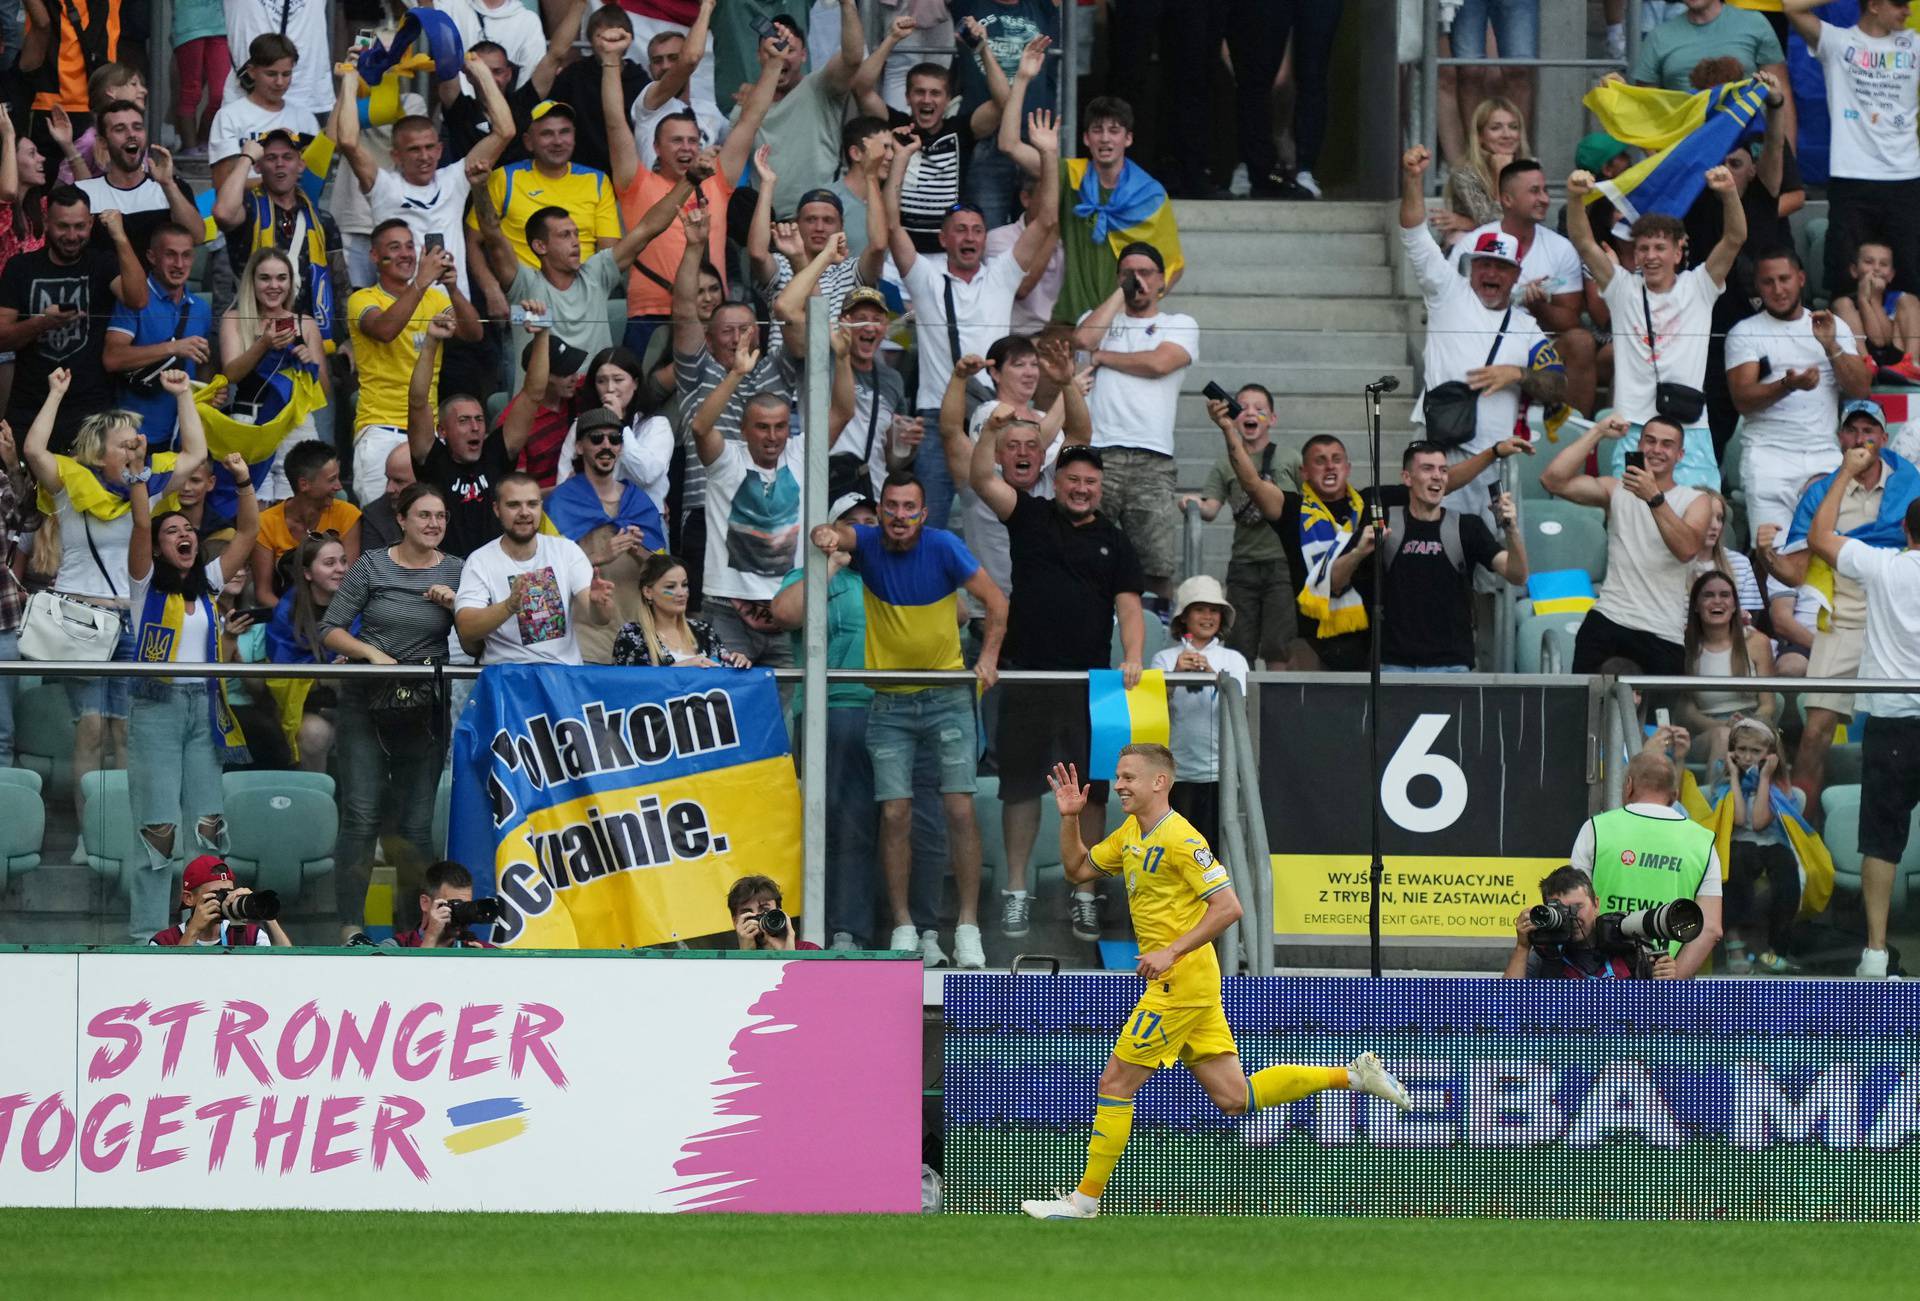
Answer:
[{"xmin": 1020, "ymin": 743, "xmax": 1413, "ymax": 1221}]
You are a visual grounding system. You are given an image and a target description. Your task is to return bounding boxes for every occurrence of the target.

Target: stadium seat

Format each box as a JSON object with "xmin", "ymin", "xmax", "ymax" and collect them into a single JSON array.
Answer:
[
  {"xmin": 1799, "ymin": 216, "xmax": 1829, "ymax": 306},
  {"xmin": 486, "ymin": 390, "xmax": 510, "ymax": 428},
  {"xmin": 607, "ymin": 296, "xmax": 627, "ymax": 348},
  {"xmin": 15, "ymin": 683, "xmax": 76, "ymax": 800},
  {"xmin": 1108, "ymin": 615, "xmax": 1172, "ymax": 670},
  {"xmin": 221, "ymin": 772, "xmax": 338, "ymax": 906},
  {"xmin": 1721, "ymin": 425, "xmax": 1750, "ymax": 551},
  {"xmin": 1826, "ymin": 742, "xmax": 1863, "ymax": 789},
  {"xmin": 1821, "ymin": 785, "xmax": 1920, "ymax": 914},
  {"xmin": 0, "ymin": 768, "xmax": 46, "ymax": 889},
  {"xmin": 1541, "ymin": 625, "xmax": 1579, "ymax": 675},
  {"xmin": 1515, "ymin": 606, "xmax": 1587, "ymax": 674},
  {"xmin": 77, "ymin": 769, "xmax": 142, "ymax": 899},
  {"xmin": 1523, "ymin": 499, "xmax": 1608, "ymax": 584},
  {"xmin": 975, "ymin": 774, "xmax": 1065, "ymax": 888}
]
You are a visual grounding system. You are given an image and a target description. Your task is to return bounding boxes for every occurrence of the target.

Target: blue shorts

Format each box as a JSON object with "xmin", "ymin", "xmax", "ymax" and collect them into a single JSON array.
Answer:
[
  {"xmin": 866, "ymin": 686, "xmax": 978, "ymax": 802},
  {"xmin": 1449, "ymin": 0, "xmax": 1540, "ymax": 59},
  {"xmin": 63, "ymin": 618, "xmax": 138, "ymax": 721}
]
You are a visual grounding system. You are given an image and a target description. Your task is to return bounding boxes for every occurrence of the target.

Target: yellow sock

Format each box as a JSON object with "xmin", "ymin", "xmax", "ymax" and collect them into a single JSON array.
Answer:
[
  {"xmin": 1248, "ymin": 1064, "xmax": 1348, "ymax": 1109},
  {"xmin": 1075, "ymin": 1094, "xmax": 1135, "ymax": 1199}
]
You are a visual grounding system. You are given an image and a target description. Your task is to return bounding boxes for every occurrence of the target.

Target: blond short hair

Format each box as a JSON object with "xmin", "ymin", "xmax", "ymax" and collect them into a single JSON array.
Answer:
[{"xmin": 1119, "ymin": 742, "xmax": 1176, "ymax": 778}]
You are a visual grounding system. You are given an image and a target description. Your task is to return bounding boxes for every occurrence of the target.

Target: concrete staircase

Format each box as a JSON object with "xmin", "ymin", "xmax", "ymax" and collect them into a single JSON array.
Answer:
[{"xmin": 1170, "ymin": 200, "xmax": 1421, "ymax": 576}]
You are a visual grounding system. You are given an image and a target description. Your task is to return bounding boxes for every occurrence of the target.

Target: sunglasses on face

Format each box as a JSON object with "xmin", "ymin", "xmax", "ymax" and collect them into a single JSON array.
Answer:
[{"xmin": 582, "ymin": 433, "xmax": 620, "ymax": 446}]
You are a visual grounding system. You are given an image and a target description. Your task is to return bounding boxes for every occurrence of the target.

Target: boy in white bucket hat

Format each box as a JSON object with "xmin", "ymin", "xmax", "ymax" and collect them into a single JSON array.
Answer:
[{"xmin": 1149, "ymin": 575, "xmax": 1250, "ymax": 848}]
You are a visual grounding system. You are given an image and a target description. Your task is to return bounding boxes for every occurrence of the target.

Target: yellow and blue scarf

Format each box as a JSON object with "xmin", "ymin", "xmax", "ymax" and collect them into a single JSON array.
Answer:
[
  {"xmin": 37, "ymin": 453, "xmax": 180, "ymax": 518},
  {"xmin": 246, "ymin": 184, "xmax": 336, "ymax": 344},
  {"xmin": 136, "ymin": 580, "xmax": 249, "ymax": 766},
  {"xmin": 1296, "ymin": 485, "xmax": 1369, "ymax": 636}
]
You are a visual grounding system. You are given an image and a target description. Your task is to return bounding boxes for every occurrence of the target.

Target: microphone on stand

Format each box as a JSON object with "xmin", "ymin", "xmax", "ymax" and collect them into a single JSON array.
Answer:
[{"xmin": 1366, "ymin": 374, "xmax": 1401, "ymax": 393}]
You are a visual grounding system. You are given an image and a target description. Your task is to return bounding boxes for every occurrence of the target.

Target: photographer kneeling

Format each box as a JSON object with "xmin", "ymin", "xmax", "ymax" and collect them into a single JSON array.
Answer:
[
  {"xmin": 1503, "ymin": 865, "xmax": 1699, "ymax": 979},
  {"xmin": 729, "ymin": 875, "xmax": 820, "ymax": 952},
  {"xmin": 151, "ymin": 856, "xmax": 293, "ymax": 948},
  {"xmin": 391, "ymin": 861, "xmax": 500, "ymax": 949}
]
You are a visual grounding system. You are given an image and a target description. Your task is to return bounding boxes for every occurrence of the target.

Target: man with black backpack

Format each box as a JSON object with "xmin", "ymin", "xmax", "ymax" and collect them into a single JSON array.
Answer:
[{"xmin": 1335, "ymin": 441, "xmax": 1530, "ymax": 674}]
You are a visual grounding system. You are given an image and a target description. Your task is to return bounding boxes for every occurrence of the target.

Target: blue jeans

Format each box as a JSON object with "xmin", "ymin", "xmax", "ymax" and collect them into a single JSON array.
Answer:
[
  {"xmin": 867, "ymin": 687, "xmax": 979, "ymax": 801},
  {"xmin": 127, "ymin": 681, "xmax": 230, "ymax": 942},
  {"xmin": 825, "ymin": 705, "xmax": 880, "ymax": 944},
  {"xmin": 914, "ymin": 408, "xmax": 958, "ymax": 531},
  {"xmin": 64, "ymin": 618, "xmax": 137, "ymax": 720},
  {"xmin": 1449, "ymin": 0, "xmax": 1540, "ymax": 58},
  {"xmin": 333, "ymin": 682, "xmax": 443, "ymax": 930},
  {"xmin": 0, "ymin": 628, "xmax": 17, "ymax": 766},
  {"xmin": 965, "ymin": 138, "xmax": 1024, "ymax": 230}
]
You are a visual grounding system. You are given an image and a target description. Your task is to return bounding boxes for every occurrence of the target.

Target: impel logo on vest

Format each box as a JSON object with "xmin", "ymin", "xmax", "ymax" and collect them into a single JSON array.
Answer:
[
  {"xmin": 1620, "ymin": 850, "xmax": 1636, "ymax": 865},
  {"xmin": 1623, "ymin": 848, "xmax": 1687, "ymax": 872}
]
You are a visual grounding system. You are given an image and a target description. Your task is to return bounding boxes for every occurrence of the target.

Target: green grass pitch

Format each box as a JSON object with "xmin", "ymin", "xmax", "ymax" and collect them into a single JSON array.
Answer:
[{"xmin": 0, "ymin": 1210, "xmax": 1911, "ymax": 1299}]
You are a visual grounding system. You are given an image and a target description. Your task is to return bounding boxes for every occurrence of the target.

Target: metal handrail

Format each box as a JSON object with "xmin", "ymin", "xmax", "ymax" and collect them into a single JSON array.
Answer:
[
  {"xmin": 0, "ymin": 662, "xmax": 1225, "ymax": 686},
  {"xmin": 1181, "ymin": 497, "xmax": 1206, "ymax": 583}
]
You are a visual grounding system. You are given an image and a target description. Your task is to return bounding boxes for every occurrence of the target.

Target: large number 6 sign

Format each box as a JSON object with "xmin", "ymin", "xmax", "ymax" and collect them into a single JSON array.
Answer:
[{"xmin": 1380, "ymin": 713, "xmax": 1469, "ymax": 833}]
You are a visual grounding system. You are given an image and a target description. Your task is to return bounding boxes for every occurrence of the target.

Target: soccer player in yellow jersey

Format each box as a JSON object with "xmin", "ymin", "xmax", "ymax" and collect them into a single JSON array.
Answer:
[{"xmin": 1021, "ymin": 743, "xmax": 1412, "ymax": 1220}]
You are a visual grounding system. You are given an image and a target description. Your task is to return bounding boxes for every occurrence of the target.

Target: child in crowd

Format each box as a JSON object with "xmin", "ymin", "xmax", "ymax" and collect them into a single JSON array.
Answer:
[
  {"xmin": 1705, "ymin": 718, "xmax": 1804, "ymax": 974},
  {"xmin": 1832, "ymin": 240, "xmax": 1920, "ymax": 385},
  {"xmin": 1149, "ymin": 576, "xmax": 1248, "ymax": 851}
]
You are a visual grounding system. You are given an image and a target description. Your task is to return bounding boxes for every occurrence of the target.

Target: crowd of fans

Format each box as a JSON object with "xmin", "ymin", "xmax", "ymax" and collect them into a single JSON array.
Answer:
[{"xmin": 0, "ymin": 1, "xmax": 1914, "ymax": 980}]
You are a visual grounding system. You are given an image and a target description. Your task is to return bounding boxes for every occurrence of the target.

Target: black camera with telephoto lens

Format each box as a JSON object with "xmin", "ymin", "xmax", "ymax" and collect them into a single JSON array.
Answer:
[
  {"xmin": 757, "ymin": 908, "xmax": 791, "ymax": 942},
  {"xmin": 1527, "ymin": 900, "xmax": 1580, "ymax": 944},
  {"xmin": 1593, "ymin": 899, "xmax": 1703, "ymax": 952},
  {"xmin": 214, "ymin": 889, "xmax": 280, "ymax": 923}
]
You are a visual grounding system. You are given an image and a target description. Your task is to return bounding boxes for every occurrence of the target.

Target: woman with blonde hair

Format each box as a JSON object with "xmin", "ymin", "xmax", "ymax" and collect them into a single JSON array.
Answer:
[
  {"xmin": 220, "ymin": 246, "xmax": 330, "ymax": 501},
  {"xmin": 1436, "ymin": 97, "xmax": 1528, "ymax": 244},
  {"xmin": 612, "ymin": 553, "xmax": 748, "ymax": 668}
]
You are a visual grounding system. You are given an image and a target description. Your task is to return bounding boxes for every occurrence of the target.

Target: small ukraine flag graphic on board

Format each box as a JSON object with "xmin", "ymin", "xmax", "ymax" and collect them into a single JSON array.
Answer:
[{"xmin": 443, "ymin": 1098, "xmax": 531, "ymax": 1155}]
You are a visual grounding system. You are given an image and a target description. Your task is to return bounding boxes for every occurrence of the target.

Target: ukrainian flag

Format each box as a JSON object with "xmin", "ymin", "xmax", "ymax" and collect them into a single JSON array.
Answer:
[
  {"xmin": 1087, "ymin": 669, "xmax": 1170, "ymax": 781},
  {"xmin": 1066, "ymin": 158, "xmax": 1184, "ymax": 285},
  {"xmin": 1527, "ymin": 569, "xmax": 1597, "ymax": 616},
  {"xmin": 1582, "ymin": 76, "xmax": 1769, "ymax": 222}
]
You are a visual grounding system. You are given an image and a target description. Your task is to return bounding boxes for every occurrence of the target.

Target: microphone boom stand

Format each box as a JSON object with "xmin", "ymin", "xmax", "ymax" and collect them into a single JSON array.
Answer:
[{"xmin": 1363, "ymin": 374, "xmax": 1398, "ymax": 979}]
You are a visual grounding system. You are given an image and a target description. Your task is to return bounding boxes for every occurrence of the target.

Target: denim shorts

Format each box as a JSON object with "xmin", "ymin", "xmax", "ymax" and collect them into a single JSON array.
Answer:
[
  {"xmin": 866, "ymin": 686, "xmax": 978, "ymax": 802},
  {"xmin": 63, "ymin": 617, "xmax": 138, "ymax": 720},
  {"xmin": 1449, "ymin": 0, "xmax": 1540, "ymax": 59}
]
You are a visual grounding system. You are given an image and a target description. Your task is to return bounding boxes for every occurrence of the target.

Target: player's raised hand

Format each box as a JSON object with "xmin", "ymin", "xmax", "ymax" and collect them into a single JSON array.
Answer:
[{"xmin": 1048, "ymin": 762, "xmax": 1089, "ymax": 817}]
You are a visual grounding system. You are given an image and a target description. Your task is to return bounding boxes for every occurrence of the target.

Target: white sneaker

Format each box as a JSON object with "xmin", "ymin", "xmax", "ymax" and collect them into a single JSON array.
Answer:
[
  {"xmin": 1858, "ymin": 947, "xmax": 1890, "ymax": 979},
  {"xmin": 1348, "ymin": 1051, "xmax": 1413, "ymax": 1111},
  {"xmin": 889, "ymin": 923, "xmax": 919, "ymax": 953},
  {"xmin": 919, "ymin": 929, "xmax": 950, "ymax": 967},
  {"xmin": 953, "ymin": 923, "xmax": 986, "ymax": 969},
  {"xmin": 1070, "ymin": 892, "xmax": 1101, "ymax": 941},
  {"xmin": 1001, "ymin": 890, "xmax": 1032, "ymax": 937},
  {"xmin": 1294, "ymin": 169, "xmax": 1322, "ymax": 198},
  {"xmin": 1021, "ymin": 1191, "xmax": 1097, "ymax": 1220},
  {"xmin": 830, "ymin": 931, "xmax": 858, "ymax": 952}
]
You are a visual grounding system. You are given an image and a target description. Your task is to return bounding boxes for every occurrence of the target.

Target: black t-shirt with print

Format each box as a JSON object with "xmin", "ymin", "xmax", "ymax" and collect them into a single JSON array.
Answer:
[
  {"xmin": 0, "ymin": 243, "xmax": 123, "ymax": 446},
  {"xmin": 1350, "ymin": 495, "xmax": 1504, "ymax": 669},
  {"xmin": 417, "ymin": 428, "xmax": 513, "ymax": 558}
]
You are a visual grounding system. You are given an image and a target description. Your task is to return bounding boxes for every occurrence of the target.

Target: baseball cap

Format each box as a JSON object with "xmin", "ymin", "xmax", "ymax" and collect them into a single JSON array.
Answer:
[
  {"xmin": 794, "ymin": 187, "xmax": 843, "ymax": 215},
  {"xmin": 1574, "ymin": 131, "xmax": 1630, "ymax": 176},
  {"xmin": 1056, "ymin": 445, "xmax": 1104, "ymax": 472},
  {"xmin": 521, "ymin": 336, "xmax": 589, "ymax": 378},
  {"xmin": 1466, "ymin": 230, "xmax": 1521, "ymax": 267},
  {"xmin": 182, "ymin": 855, "xmax": 236, "ymax": 894},
  {"xmin": 1841, "ymin": 398, "xmax": 1886, "ymax": 427},
  {"xmin": 254, "ymin": 127, "xmax": 303, "ymax": 150},
  {"xmin": 829, "ymin": 491, "xmax": 876, "ymax": 522},
  {"xmin": 528, "ymin": 99, "xmax": 576, "ymax": 124},
  {"xmin": 840, "ymin": 286, "xmax": 892, "ymax": 318}
]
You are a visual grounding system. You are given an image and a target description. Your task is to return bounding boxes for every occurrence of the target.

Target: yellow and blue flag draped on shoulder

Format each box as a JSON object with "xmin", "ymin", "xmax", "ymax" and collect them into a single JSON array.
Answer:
[
  {"xmin": 1582, "ymin": 76, "xmax": 1769, "ymax": 223},
  {"xmin": 38, "ymin": 453, "xmax": 181, "ymax": 518},
  {"xmin": 1087, "ymin": 668, "xmax": 1170, "ymax": 780},
  {"xmin": 450, "ymin": 665, "xmax": 803, "ymax": 948},
  {"xmin": 1782, "ymin": 448, "xmax": 1920, "ymax": 631},
  {"xmin": 1066, "ymin": 157, "xmax": 1184, "ymax": 285},
  {"xmin": 1680, "ymin": 769, "xmax": 1835, "ymax": 919}
]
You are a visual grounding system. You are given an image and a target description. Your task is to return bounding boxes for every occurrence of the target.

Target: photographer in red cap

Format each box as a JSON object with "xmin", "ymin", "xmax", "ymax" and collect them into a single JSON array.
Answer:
[{"xmin": 150, "ymin": 856, "xmax": 293, "ymax": 948}]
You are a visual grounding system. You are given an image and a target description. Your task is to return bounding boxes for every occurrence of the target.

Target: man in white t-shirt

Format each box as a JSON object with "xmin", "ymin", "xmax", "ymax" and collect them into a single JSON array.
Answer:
[
  {"xmin": 1451, "ymin": 158, "xmax": 1597, "ymax": 416},
  {"xmin": 691, "ymin": 350, "xmax": 807, "ymax": 666},
  {"xmin": 1726, "ymin": 248, "xmax": 1873, "ymax": 533},
  {"xmin": 338, "ymin": 55, "xmax": 518, "ymax": 296},
  {"xmin": 222, "ymin": 0, "xmax": 335, "ymax": 118},
  {"xmin": 888, "ymin": 108, "xmax": 1060, "ymax": 529},
  {"xmin": 630, "ymin": 0, "xmax": 732, "ymax": 172},
  {"xmin": 209, "ymin": 33, "xmax": 323, "ymax": 191},
  {"xmin": 1541, "ymin": 413, "xmax": 1713, "ymax": 675},
  {"xmin": 1806, "ymin": 440, "xmax": 1920, "ymax": 979},
  {"xmin": 1072, "ymin": 242, "xmax": 1197, "ymax": 597},
  {"xmin": 1400, "ymin": 146, "xmax": 1564, "ymax": 524},
  {"xmin": 1566, "ymin": 162, "xmax": 1747, "ymax": 488},
  {"xmin": 444, "ymin": 0, "xmax": 551, "ymax": 90},
  {"xmin": 455, "ymin": 472, "xmax": 613, "ymax": 665},
  {"xmin": 1785, "ymin": 1, "xmax": 1920, "ymax": 304}
]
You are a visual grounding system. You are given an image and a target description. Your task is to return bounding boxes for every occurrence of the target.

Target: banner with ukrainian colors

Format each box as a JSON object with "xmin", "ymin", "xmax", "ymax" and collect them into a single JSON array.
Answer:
[
  {"xmin": 1087, "ymin": 668, "xmax": 1170, "ymax": 780},
  {"xmin": 449, "ymin": 665, "xmax": 803, "ymax": 948}
]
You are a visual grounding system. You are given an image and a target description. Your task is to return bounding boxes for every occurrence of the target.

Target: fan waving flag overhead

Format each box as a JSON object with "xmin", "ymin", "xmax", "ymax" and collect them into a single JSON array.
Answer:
[{"xmin": 1582, "ymin": 76, "xmax": 1769, "ymax": 223}]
